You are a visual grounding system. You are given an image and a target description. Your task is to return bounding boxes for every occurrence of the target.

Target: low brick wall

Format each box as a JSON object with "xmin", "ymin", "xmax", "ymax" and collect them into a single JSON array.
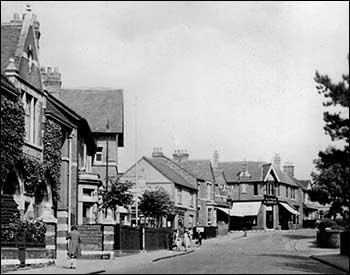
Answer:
[
  {"xmin": 340, "ymin": 231, "xmax": 349, "ymax": 256},
  {"xmin": 317, "ymin": 231, "xmax": 340, "ymax": 248}
]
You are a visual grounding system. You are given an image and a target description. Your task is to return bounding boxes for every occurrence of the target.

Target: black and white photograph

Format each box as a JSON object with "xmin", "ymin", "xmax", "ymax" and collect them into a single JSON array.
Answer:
[{"xmin": 0, "ymin": 1, "xmax": 349, "ymax": 274}]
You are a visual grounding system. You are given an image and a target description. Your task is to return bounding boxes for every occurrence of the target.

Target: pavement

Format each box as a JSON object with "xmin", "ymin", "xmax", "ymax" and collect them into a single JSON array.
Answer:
[
  {"xmin": 4, "ymin": 230, "xmax": 349, "ymax": 274},
  {"xmin": 287, "ymin": 229, "xmax": 349, "ymax": 274},
  {"xmin": 4, "ymin": 246, "xmax": 199, "ymax": 274}
]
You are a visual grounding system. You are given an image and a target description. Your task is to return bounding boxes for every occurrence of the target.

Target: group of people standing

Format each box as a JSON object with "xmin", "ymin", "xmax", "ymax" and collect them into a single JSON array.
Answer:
[{"xmin": 169, "ymin": 228, "xmax": 203, "ymax": 252}]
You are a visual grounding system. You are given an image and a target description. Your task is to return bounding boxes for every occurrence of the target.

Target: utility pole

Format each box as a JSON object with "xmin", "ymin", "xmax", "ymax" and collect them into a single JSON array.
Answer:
[
  {"xmin": 134, "ymin": 96, "xmax": 138, "ymax": 226},
  {"xmin": 106, "ymin": 119, "xmax": 109, "ymax": 190}
]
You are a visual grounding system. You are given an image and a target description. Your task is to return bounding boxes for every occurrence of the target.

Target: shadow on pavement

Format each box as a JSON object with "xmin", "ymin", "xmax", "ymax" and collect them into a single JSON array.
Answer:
[
  {"xmin": 257, "ymin": 253, "xmax": 346, "ymax": 274},
  {"xmin": 281, "ymin": 234, "xmax": 315, "ymax": 240}
]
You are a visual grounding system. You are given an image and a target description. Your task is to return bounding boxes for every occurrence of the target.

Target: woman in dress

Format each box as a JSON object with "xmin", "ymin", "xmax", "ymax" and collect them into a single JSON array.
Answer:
[{"xmin": 66, "ymin": 225, "xmax": 81, "ymax": 269}]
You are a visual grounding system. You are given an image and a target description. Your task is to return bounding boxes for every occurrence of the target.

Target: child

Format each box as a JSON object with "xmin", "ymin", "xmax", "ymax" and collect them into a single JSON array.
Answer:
[{"xmin": 66, "ymin": 225, "xmax": 81, "ymax": 269}]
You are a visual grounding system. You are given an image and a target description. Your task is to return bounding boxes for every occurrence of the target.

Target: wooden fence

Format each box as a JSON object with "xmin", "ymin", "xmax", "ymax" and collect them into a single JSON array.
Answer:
[{"xmin": 114, "ymin": 224, "xmax": 172, "ymax": 251}]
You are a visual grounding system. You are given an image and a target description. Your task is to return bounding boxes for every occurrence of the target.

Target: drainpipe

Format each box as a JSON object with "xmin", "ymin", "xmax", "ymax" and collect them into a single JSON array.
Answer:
[{"xmin": 67, "ymin": 133, "xmax": 73, "ymax": 231}]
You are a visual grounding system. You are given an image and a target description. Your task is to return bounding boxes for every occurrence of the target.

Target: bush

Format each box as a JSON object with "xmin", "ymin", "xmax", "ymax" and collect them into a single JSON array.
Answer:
[
  {"xmin": 317, "ymin": 218, "xmax": 345, "ymax": 232},
  {"xmin": 1, "ymin": 218, "xmax": 47, "ymax": 244}
]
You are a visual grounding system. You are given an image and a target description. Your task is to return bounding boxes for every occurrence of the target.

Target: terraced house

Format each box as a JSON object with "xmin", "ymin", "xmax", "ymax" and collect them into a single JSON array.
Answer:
[{"xmin": 218, "ymin": 154, "xmax": 304, "ymax": 231}]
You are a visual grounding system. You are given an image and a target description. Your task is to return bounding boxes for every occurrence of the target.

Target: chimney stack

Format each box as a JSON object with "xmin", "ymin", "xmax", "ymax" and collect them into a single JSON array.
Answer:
[
  {"xmin": 152, "ymin": 147, "xmax": 164, "ymax": 158},
  {"xmin": 41, "ymin": 66, "xmax": 62, "ymax": 99},
  {"xmin": 283, "ymin": 162, "xmax": 294, "ymax": 178},
  {"xmin": 274, "ymin": 153, "xmax": 281, "ymax": 168},
  {"xmin": 173, "ymin": 149, "xmax": 189, "ymax": 162},
  {"xmin": 239, "ymin": 158, "xmax": 251, "ymax": 179}
]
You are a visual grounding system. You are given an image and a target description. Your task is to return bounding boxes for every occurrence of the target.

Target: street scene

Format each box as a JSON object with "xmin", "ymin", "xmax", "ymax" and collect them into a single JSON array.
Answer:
[
  {"xmin": 4, "ymin": 230, "xmax": 348, "ymax": 274},
  {"xmin": 1, "ymin": 1, "xmax": 349, "ymax": 274}
]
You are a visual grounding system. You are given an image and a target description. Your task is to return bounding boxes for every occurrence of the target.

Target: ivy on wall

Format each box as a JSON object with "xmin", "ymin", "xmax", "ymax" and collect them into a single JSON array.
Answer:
[
  {"xmin": 0, "ymin": 94, "xmax": 25, "ymax": 186},
  {"xmin": 43, "ymin": 119, "xmax": 63, "ymax": 204},
  {"xmin": 19, "ymin": 155, "xmax": 44, "ymax": 195}
]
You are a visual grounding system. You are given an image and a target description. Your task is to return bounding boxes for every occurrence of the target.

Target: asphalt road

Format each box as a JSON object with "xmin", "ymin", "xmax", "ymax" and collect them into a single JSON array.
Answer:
[{"xmin": 102, "ymin": 230, "xmax": 345, "ymax": 274}]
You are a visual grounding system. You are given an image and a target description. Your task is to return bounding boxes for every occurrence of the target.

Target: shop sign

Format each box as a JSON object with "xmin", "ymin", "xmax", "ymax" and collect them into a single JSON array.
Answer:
[{"xmin": 264, "ymin": 195, "xmax": 277, "ymax": 205}]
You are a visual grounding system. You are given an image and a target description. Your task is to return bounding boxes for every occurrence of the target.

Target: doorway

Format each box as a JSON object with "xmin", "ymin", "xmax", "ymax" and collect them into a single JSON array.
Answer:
[{"xmin": 266, "ymin": 206, "xmax": 274, "ymax": 229}]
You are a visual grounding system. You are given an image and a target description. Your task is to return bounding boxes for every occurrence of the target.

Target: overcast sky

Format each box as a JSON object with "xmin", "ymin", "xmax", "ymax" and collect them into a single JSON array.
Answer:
[{"xmin": 1, "ymin": 1, "xmax": 349, "ymax": 179}]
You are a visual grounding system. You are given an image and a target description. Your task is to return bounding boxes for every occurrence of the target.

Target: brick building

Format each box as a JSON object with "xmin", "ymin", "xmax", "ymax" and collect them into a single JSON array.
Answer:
[
  {"xmin": 218, "ymin": 154, "xmax": 304, "ymax": 230},
  {"xmin": 120, "ymin": 148, "xmax": 198, "ymax": 229}
]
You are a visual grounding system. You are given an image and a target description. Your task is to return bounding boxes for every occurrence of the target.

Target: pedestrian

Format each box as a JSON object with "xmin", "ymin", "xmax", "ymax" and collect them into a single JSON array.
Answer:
[
  {"xmin": 197, "ymin": 230, "xmax": 202, "ymax": 246},
  {"xmin": 66, "ymin": 225, "xmax": 81, "ymax": 269},
  {"xmin": 183, "ymin": 229, "xmax": 191, "ymax": 252},
  {"xmin": 174, "ymin": 229, "xmax": 182, "ymax": 251},
  {"xmin": 168, "ymin": 231, "xmax": 174, "ymax": 250}
]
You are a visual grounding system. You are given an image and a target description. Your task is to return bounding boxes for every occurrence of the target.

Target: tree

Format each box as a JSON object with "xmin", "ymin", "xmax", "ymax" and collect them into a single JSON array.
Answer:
[
  {"xmin": 98, "ymin": 179, "xmax": 134, "ymax": 218},
  {"xmin": 138, "ymin": 187, "xmax": 174, "ymax": 227},
  {"xmin": 309, "ymin": 55, "xmax": 349, "ymax": 219}
]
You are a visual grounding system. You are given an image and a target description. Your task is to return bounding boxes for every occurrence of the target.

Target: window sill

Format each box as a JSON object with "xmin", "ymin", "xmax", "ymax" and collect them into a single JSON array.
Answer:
[{"xmin": 24, "ymin": 140, "xmax": 43, "ymax": 151}]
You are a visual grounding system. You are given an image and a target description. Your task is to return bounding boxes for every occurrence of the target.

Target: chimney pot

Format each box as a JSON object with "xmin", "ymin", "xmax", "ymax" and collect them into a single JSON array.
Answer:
[
  {"xmin": 47, "ymin": 67, "xmax": 52, "ymax": 73},
  {"xmin": 40, "ymin": 67, "xmax": 45, "ymax": 73}
]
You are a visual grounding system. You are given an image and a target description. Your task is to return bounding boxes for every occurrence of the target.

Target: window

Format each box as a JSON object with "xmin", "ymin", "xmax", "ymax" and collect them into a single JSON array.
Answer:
[
  {"xmin": 190, "ymin": 192, "xmax": 194, "ymax": 207},
  {"xmin": 177, "ymin": 188, "xmax": 182, "ymax": 204},
  {"xmin": 207, "ymin": 183, "xmax": 212, "ymax": 200},
  {"xmin": 22, "ymin": 92, "xmax": 39, "ymax": 144},
  {"xmin": 208, "ymin": 208, "xmax": 212, "ymax": 224},
  {"xmin": 253, "ymin": 183, "xmax": 258, "ymax": 196},
  {"xmin": 241, "ymin": 183, "xmax": 247, "ymax": 193},
  {"xmin": 277, "ymin": 183, "xmax": 280, "ymax": 196},
  {"xmin": 286, "ymin": 186, "xmax": 289, "ymax": 197},
  {"xmin": 95, "ymin": 146, "xmax": 103, "ymax": 163}
]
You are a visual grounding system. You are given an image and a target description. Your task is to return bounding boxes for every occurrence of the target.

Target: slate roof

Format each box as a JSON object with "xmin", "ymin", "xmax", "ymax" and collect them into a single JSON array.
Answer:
[
  {"xmin": 273, "ymin": 165, "xmax": 298, "ymax": 187},
  {"xmin": 1, "ymin": 24, "xmax": 21, "ymax": 73},
  {"xmin": 176, "ymin": 159, "xmax": 215, "ymax": 182},
  {"xmin": 214, "ymin": 169, "xmax": 227, "ymax": 186},
  {"xmin": 218, "ymin": 161, "xmax": 298, "ymax": 186},
  {"xmin": 144, "ymin": 156, "xmax": 197, "ymax": 191},
  {"xmin": 297, "ymin": 180, "xmax": 311, "ymax": 191},
  {"xmin": 218, "ymin": 161, "xmax": 266, "ymax": 183},
  {"xmin": 60, "ymin": 89, "xmax": 124, "ymax": 134}
]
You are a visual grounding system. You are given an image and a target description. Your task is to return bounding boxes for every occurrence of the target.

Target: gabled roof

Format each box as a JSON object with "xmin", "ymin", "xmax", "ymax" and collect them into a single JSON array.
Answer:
[
  {"xmin": 46, "ymin": 93, "xmax": 97, "ymax": 155},
  {"xmin": 273, "ymin": 165, "xmax": 298, "ymax": 187},
  {"xmin": 60, "ymin": 89, "xmax": 124, "ymax": 145},
  {"xmin": 176, "ymin": 159, "xmax": 215, "ymax": 182},
  {"xmin": 1, "ymin": 25, "xmax": 21, "ymax": 73},
  {"xmin": 218, "ymin": 161, "xmax": 298, "ymax": 186},
  {"xmin": 144, "ymin": 156, "xmax": 197, "ymax": 191},
  {"xmin": 218, "ymin": 161, "xmax": 266, "ymax": 182},
  {"xmin": 1, "ymin": 15, "xmax": 43, "ymax": 91}
]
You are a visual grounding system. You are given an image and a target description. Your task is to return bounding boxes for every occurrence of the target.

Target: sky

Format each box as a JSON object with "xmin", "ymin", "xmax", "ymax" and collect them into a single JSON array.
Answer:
[{"xmin": 1, "ymin": 1, "xmax": 349, "ymax": 179}]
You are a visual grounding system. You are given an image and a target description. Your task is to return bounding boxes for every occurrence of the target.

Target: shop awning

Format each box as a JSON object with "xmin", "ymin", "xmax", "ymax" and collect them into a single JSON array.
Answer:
[
  {"xmin": 279, "ymin": 202, "xmax": 300, "ymax": 215},
  {"xmin": 229, "ymin": 201, "xmax": 262, "ymax": 217},
  {"xmin": 216, "ymin": 207, "xmax": 230, "ymax": 215}
]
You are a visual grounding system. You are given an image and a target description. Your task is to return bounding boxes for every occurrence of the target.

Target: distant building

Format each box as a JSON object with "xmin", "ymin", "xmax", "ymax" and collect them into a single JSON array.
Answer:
[
  {"xmin": 218, "ymin": 154, "xmax": 304, "ymax": 230},
  {"xmin": 120, "ymin": 148, "xmax": 198, "ymax": 229},
  {"xmin": 59, "ymin": 88, "xmax": 124, "ymax": 185}
]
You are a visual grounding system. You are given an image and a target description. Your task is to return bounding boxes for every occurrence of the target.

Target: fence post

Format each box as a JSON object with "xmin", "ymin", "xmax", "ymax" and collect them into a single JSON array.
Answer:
[
  {"xmin": 102, "ymin": 224, "xmax": 115, "ymax": 252},
  {"xmin": 139, "ymin": 225, "xmax": 145, "ymax": 251},
  {"xmin": 44, "ymin": 222, "xmax": 57, "ymax": 260}
]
